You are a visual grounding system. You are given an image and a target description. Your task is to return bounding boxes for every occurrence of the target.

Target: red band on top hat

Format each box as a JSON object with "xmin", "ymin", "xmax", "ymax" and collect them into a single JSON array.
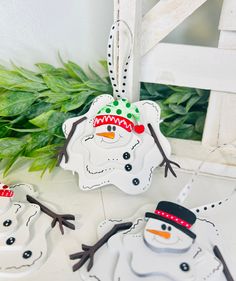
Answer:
[
  {"xmin": 93, "ymin": 115, "xmax": 134, "ymax": 132},
  {"xmin": 155, "ymin": 209, "xmax": 192, "ymax": 229},
  {"xmin": 0, "ymin": 189, "xmax": 14, "ymax": 198}
]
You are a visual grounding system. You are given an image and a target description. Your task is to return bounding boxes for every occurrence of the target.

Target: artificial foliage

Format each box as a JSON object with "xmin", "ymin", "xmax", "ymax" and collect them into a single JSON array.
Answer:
[{"xmin": 0, "ymin": 60, "xmax": 209, "ymax": 176}]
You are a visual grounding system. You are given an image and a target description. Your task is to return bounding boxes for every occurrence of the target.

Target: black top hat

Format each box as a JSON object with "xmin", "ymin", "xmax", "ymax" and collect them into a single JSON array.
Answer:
[{"xmin": 145, "ymin": 201, "xmax": 197, "ymax": 240}]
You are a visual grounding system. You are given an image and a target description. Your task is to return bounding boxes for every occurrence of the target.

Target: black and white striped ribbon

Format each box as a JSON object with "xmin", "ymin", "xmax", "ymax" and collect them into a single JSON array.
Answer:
[{"xmin": 107, "ymin": 20, "xmax": 133, "ymax": 99}]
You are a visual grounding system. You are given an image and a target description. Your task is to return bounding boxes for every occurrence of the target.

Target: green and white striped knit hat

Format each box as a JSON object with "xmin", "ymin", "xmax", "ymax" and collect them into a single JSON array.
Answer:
[{"xmin": 93, "ymin": 99, "xmax": 145, "ymax": 134}]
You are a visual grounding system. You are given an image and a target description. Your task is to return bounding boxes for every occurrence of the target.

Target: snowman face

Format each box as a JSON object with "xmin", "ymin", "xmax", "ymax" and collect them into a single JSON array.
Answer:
[
  {"xmin": 144, "ymin": 218, "xmax": 193, "ymax": 252},
  {"xmin": 94, "ymin": 124, "xmax": 132, "ymax": 148}
]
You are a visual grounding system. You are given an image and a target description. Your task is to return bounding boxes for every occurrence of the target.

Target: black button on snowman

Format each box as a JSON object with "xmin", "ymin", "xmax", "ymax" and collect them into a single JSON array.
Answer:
[{"xmin": 60, "ymin": 95, "xmax": 174, "ymax": 195}]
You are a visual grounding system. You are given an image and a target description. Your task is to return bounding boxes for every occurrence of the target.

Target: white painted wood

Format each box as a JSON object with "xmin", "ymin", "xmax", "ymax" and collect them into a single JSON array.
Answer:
[
  {"xmin": 219, "ymin": 0, "xmax": 236, "ymax": 31},
  {"xmin": 114, "ymin": 0, "xmax": 142, "ymax": 102},
  {"xmin": 141, "ymin": 43, "xmax": 236, "ymax": 93},
  {"xmin": 141, "ymin": 0, "xmax": 208, "ymax": 55},
  {"xmin": 169, "ymin": 138, "xmax": 236, "ymax": 168},
  {"xmin": 203, "ymin": 0, "xmax": 236, "ymax": 147}
]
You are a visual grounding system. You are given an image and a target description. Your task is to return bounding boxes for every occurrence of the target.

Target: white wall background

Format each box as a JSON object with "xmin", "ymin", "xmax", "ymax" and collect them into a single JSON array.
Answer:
[
  {"xmin": 0, "ymin": 0, "xmax": 223, "ymax": 70},
  {"xmin": 0, "ymin": 0, "xmax": 113, "ymax": 69}
]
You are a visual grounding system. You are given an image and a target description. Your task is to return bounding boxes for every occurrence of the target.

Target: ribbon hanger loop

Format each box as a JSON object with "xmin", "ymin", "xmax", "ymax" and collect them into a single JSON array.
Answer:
[{"xmin": 107, "ymin": 20, "xmax": 133, "ymax": 100}]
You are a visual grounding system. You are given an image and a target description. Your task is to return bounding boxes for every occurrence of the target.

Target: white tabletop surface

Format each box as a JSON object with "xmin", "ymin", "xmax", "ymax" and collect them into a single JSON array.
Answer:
[{"xmin": 1, "ymin": 161, "xmax": 236, "ymax": 281}]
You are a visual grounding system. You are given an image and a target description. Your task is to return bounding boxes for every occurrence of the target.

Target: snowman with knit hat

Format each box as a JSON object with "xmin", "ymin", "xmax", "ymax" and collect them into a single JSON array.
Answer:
[
  {"xmin": 59, "ymin": 94, "xmax": 179, "ymax": 194},
  {"xmin": 74, "ymin": 201, "xmax": 227, "ymax": 281}
]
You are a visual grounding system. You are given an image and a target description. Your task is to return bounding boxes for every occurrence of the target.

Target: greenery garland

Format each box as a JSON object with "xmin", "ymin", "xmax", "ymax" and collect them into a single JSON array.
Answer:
[{"xmin": 0, "ymin": 60, "xmax": 209, "ymax": 176}]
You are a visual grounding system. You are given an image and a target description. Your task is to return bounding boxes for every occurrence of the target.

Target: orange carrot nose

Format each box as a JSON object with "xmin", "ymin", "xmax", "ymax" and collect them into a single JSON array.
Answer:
[
  {"xmin": 96, "ymin": 132, "xmax": 115, "ymax": 139},
  {"xmin": 146, "ymin": 229, "xmax": 171, "ymax": 239}
]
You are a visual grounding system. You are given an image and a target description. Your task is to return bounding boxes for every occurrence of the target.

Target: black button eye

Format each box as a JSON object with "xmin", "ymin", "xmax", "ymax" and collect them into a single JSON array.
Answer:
[
  {"xmin": 6, "ymin": 237, "xmax": 15, "ymax": 245},
  {"xmin": 112, "ymin": 126, "xmax": 116, "ymax": 131},
  {"xmin": 3, "ymin": 219, "xmax": 12, "ymax": 227},
  {"xmin": 23, "ymin": 250, "xmax": 32, "ymax": 259},
  {"xmin": 168, "ymin": 226, "xmax": 172, "ymax": 231},
  {"xmin": 161, "ymin": 224, "xmax": 166, "ymax": 230},
  {"xmin": 107, "ymin": 125, "xmax": 111, "ymax": 132}
]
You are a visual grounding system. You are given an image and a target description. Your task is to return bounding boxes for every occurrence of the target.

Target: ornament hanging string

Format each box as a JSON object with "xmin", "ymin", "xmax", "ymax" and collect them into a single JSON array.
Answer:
[
  {"xmin": 107, "ymin": 20, "xmax": 133, "ymax": 99},
  {"xmin": 176, "ymin": 141, "xmax": 236, "ymax": 205}
]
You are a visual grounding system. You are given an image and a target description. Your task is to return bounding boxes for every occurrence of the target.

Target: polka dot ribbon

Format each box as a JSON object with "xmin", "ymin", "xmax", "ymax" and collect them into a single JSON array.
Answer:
[{"xmin": 107, "ymin": 20, "xmax": 133, "ymax": 99}]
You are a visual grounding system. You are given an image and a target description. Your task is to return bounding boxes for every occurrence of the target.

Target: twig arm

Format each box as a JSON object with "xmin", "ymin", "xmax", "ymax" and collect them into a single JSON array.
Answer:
[
  {"xmin": 70, "ymin": 222, "xmax": 133, "ymax": 272},
  {"xmin": 148, "ymin": 123, "xmax": 180, "ymax": 177},
  {"xmin": 58, "ymin": 116, "xmax": 87, "ymax": 164},
  {"xmin": 213, "ymin": 245, "xmax": 234, "ymax": 281},
  {"xmin": 26, "ymin": 195, "xmax": 75, "ymax": 235}
]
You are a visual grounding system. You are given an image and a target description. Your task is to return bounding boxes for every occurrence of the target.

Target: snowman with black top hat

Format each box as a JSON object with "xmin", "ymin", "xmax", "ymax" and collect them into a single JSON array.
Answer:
[{"xmin": 73, "ymin": 201, "xmax": 227, "ymax": 281}]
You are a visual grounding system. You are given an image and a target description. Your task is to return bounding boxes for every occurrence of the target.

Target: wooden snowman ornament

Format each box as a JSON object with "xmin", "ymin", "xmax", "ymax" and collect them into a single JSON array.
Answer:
[
  {"xmin": 70, "ymin": 199, "xmax": 233, "ymax": 281},
  {"xmin": 0, "ymin": 182, "xmax": 75, "ymax": 277},
  {"xmin": 58, "ymin": 21, "xmax": 179, "ymax": 194}
]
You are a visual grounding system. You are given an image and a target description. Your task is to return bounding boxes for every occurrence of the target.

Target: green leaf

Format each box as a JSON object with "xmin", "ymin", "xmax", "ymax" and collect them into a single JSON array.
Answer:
[
  {"xmin": 164, "ymin": 91, "xmax": 193, "ymax": 105},
  {"xmin": 0, "ymin": 69, "xmax": 25, "ymax": 87},
  {"xmin": 6, "ymin": 127, "xmax": 44, "ymax": 133},
  {"xmin": 0, "ymin": 138, "xmax": 26, "ymax": 158},
  {"xmin": 42, "ymin": 74, "xmax": 75, "ymax": 92},
  {"xmin": 185, "ymin": 95, "xmax": 201, "ymax": 112},
  {"xmin": 11, "ymin": 63, "xmax": 43, "ymax": 83},
  {"xmin": 29, "ymin": 110, "xmax": 55, "ymax": 128},
  {"xmin": 88, "ymin": 66, "xmax": 106, "ymax": 83},
  {"xmin": 28, "ymin": 155, "xmax": 55, "ymax": 173},
  {"xmin": 0, "ymin": 91, "xmax": 37, "ymax": 117},
  {"xmin": 39, "ymin": 91, "xmax": 71, "ymax": 103},
  {"xmin": 195, "ymin": 115, "xmax": 206, "ymax": 134},
  {"xmin": 143, "ymin": 83, "xmax": 166, "ymax": 97},
  {"xmin": 24, "ymin": 102, "xmax": 53, "ymax": 120},
  {"xmin": 99, "ymin": 60, "xmax": 108, "ymax": 72},
  {"xmin": 0, "ymin": 125, "xmax": 10, "ymax": 138},
  {"xmin": 161, "ymin": 116, "xmax": 187, "ymax": 136},
  {"xmin": 63, "ymin": 61, "xmax": 89, "ymax": 82},
  {"xmin": 168, "ymin": 124, "xmax": 196, "ymax": 139},
  {"xmin": 35, "ymin": 63, "xmax": 56, "ymax": 73},
  {"xmin": 47, "ymin": 111, "xmax": 73, "ymax": 134},
  {"xmin": 85, "ymin": 81, "xmax": 112, "ymax": 92},
  {"xmin": 157, "ymin": 102, "xmax": 176, "ymax": 120},
  {"xmin": 24, "ymin": 132, "xmax": 53, "ymax": 156},
  {"xmin": 27, "ymin": 144, "xmax": 59, "ymax": 158},
  {"xmin": 169, "ymin": 104, "xmax": 187, "ymax": 115},
  {"xmin": 61, "ymin": 91, "xmax": 93, "ymax": 112},
  {"xmin": 3, "ymin": 150, "xmax": 22, "ymax": 177}
]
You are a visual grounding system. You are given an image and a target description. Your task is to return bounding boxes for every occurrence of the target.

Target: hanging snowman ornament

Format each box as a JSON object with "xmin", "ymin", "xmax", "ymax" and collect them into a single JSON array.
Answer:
[
  {"xmin": 0, "ymin": 182, "xmax": 76, "ymax": 277},
  {"xmin": 70, "ymin": 200, "xmax": 232, "ymax": 281},
  {"xmin": 58, "ymin": 21, "xmax": 179, "ymax": 194}
]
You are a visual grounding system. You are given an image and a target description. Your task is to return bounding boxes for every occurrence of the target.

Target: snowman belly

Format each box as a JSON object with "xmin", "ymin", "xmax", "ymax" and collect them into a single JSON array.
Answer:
[
  {"xmin": 79, "ymin": 132, "xmax": 164, "ymax": 193},
  {"xmin": 124, "ymin": 235, "xmax": 195, "ymax": 281},
  {"xmin": 0, "ymin": 209, "xmax": 51, "ymax": 277}
]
